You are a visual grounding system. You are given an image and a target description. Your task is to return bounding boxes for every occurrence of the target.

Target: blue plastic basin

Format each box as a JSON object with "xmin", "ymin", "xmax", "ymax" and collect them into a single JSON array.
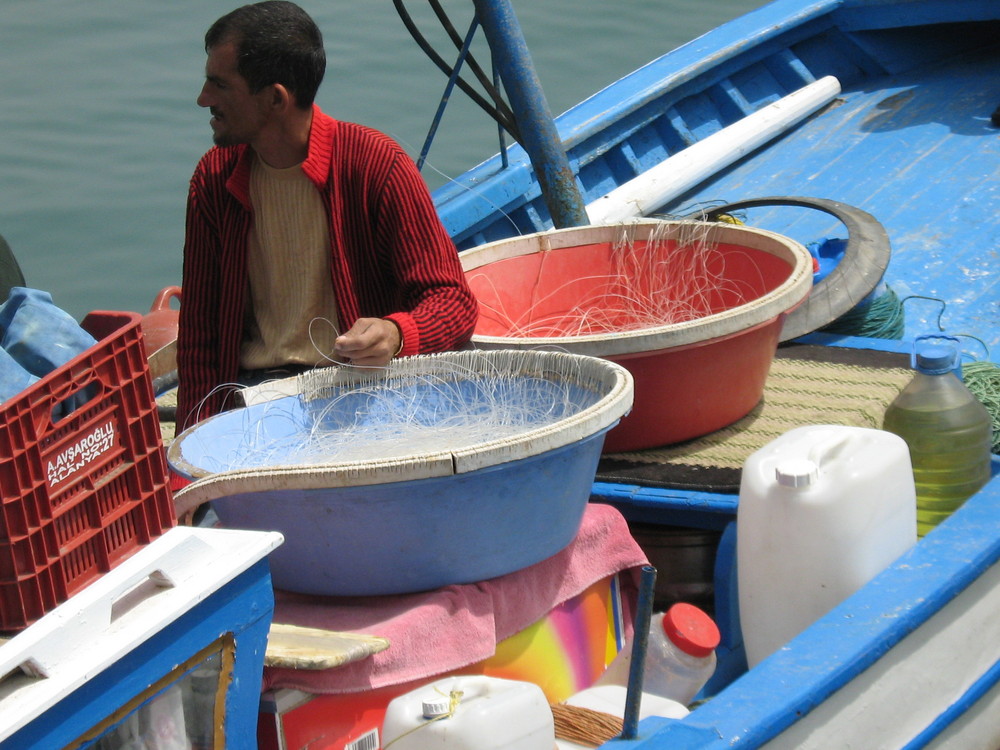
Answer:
[
  {"xmin": 207, "ymin": 428, "xmax": 609, "ymax": 595},
  {"xmin": 168, "ymin": 350, "xmax": 633, "ymax": 595}
]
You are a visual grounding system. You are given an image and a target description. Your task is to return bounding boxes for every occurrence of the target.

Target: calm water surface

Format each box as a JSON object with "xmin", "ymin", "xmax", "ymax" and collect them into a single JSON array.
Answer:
[{"xmin": 0, "ymin": 0, "xmax": 765, "ymax": 319}]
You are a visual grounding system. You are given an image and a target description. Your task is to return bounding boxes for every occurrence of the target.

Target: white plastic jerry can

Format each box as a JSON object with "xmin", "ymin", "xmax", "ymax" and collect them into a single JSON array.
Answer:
[
  {"xmin": 737, "ymin": 425, "xmax": 917, "ymax": 667},
  {"xmin": 381, "ymin": 675, "xmax": 555, "ymax": 750}
]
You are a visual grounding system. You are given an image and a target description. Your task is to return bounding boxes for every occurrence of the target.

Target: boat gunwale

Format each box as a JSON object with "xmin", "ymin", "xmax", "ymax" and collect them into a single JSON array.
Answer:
[
  {"xmin": 436, "ymin": 0, "xmax": 999, "ymax": 249},
  {"xmin": 630, "ymin": 460, "xmax": 1000, "ymax": 747}
]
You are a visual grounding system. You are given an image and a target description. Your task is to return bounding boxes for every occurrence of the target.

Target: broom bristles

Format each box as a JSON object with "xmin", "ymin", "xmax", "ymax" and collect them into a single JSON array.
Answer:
[{"xmin": 551, "ymin": 702, "xmax": 623, "ymax": 747}]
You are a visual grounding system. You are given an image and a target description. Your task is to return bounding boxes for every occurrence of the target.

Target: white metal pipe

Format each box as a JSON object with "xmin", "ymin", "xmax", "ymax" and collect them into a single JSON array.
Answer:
[{"xmin": 586, "ymin": 76, "xmax": 842, "ymax": 224}]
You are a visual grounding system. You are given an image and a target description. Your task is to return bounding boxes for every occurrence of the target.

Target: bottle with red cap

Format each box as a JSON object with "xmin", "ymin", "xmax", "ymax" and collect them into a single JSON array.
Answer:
[
  {"xmin": 596, "ymin": 602, "xmax": 720, "ymax": 705},
  {"xmin": 643, "ymin": 602, "xmax": 720, "ymax": 704}
]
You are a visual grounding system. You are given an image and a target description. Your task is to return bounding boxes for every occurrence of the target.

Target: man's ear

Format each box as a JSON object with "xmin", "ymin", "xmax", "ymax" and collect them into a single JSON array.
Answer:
[{"xmin": 269, "ymin": 82, "xmax": 295, "ymax": 112}]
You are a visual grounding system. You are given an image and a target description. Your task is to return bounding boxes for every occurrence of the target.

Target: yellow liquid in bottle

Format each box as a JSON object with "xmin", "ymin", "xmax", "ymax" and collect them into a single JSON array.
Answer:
[{"xmin": 883, "ymin": 378, "xmax": 991, "ymax": 537}]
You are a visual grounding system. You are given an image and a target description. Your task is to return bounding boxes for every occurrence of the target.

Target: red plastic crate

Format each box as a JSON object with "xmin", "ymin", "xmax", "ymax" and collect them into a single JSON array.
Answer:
[{"xmin": 0, "ymin": 310, "xmax": 176, "ymax": 632}]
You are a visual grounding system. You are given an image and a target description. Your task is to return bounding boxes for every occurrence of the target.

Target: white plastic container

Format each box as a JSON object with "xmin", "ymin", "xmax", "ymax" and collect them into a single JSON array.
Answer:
[
  {"xmin": 595, "ymin": 603, "xmax": 720, "ymax": 704},
  {"xmin": 381, "ymin": 676, "xmax": 554, "ymax": 750},
  {"xmin": 737, "ymin": 424, "xmax": 917, "ymax": 667},
  {"xmin": 554, "ymin": 685, "xmax": 689, "ymax": 750}
]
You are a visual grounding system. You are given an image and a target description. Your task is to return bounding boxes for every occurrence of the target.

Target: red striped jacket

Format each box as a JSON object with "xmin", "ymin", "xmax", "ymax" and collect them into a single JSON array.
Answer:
[{"xmin": 176, "ymin": 107, "xmax": 478, "ymax": 429}]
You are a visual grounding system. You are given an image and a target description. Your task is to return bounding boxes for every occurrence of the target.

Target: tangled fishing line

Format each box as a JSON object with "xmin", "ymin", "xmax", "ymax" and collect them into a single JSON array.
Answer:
[
  {"xmin": 184, "ymin": 351, "xmax": 611, "ymax": 474},
  {"xmin": 470, "ymin": 221, "xmax": 765, "ymax": 338}
]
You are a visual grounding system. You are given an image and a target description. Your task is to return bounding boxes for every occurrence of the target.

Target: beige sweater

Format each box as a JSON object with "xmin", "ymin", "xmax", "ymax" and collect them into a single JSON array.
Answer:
[{"xmin": 240, "ymin": 155, "xmax": 340, "ymax": 369}]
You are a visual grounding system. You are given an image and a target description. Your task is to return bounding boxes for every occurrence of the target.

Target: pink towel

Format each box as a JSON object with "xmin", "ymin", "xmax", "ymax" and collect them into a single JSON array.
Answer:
[{"xmin": 262, "ymin": 502, "xmax": 648, "ymax": 694}]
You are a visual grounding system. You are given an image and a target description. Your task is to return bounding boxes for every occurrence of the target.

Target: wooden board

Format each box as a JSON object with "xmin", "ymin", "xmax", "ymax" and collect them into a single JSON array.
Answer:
[{"xmin": 265, "ymin": 623, "xmax": 389, "ymax": 671}]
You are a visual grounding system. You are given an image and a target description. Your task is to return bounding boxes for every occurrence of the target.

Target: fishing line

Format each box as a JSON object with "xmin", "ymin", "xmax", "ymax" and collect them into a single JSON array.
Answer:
[
  {"xmin": 426, "ymin": 160, "xmax": 523, "ymax": 236},
  {"xmin": 187, "ymin": 351, "xmax": 604, "ymax": 473},
  {"xmin": 472, "ymin": 220, "xmax": 761, "ymax": 338},
  {"xmin": 308, "ymin": 316, "xmax": 342, "ymax": 366},
  {"xmin": 188, "ymin": 381, "xmax": 245, "ymax": 430}
]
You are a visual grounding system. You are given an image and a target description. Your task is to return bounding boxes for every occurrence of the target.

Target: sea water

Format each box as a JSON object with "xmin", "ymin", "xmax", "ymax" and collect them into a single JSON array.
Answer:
[{"xmin": 0, "ymin": 0, "xmax": 766, "ymax": 321}]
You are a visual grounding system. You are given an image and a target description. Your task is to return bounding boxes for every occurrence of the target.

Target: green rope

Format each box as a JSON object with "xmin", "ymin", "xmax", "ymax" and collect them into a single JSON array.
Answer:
[
  {"xmin": 820, "ymin": 286, "xmax": 906, "ymax": 339},
  {"xmin": 962, "ymin": 360, "xmax": 1000, "ymax": 454}
]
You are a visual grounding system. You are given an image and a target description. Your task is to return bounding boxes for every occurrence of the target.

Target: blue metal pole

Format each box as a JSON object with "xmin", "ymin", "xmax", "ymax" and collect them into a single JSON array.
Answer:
[
  {"xmin": 417, "ymin": 16, "xmax": 479, "ymax": 172},
  {"xmin": 472, "ymin": 0, "xmax": 589, "ymax": 229},
  {"xmin": 491, "ymin": 49, "xmax": 509, "ymax": 170},
  {"xmin": 622, "ymin": 565, "xmax": 658, "ymax": 740}
]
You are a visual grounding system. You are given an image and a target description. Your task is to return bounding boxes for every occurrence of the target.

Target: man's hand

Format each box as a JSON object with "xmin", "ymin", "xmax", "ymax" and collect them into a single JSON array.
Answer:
[{"xmin": 334, "ymin": 318, "xmax": 402, "ymax": 367}]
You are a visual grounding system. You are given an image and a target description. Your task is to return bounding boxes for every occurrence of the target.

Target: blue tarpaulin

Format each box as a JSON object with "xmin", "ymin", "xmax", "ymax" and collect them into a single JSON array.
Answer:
[{"xmin": 0, "ymin": 287, "xmax": 97, "ymax": 407}]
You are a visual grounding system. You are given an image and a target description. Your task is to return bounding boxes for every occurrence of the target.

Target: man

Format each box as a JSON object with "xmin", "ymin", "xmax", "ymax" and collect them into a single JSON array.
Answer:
[{"xmin": 176, "ymin": 1, "xmax": 478, "ymax": 430}]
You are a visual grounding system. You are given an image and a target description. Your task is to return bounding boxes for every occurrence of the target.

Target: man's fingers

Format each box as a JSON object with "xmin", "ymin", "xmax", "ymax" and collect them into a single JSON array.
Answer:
[
  {"xmin": 335, "ymin": 320, "xmax": 374, "ymax": 350},
  {"xmin": 333, "ymin": 318, "xmax": 400, "ymax": 366}
]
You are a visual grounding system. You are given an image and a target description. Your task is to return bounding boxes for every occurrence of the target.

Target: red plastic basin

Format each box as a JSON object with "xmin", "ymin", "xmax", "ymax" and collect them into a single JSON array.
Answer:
[{"xmin": 461, "ymin": 221, "xmax": 813, "ymax": 452}]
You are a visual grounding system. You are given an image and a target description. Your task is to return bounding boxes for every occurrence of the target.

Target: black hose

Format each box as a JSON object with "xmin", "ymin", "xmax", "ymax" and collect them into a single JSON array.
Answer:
[
  {"xmin": 392, "ymin": 0, "xmax": 522, "ymax": 142},
  {"xmin": 697, "ymin": 196, "xmax": 892, "ymax": 342},
  {"xmin": 427, "ymin": 0, "xmax": 516, "ymax": 119}
]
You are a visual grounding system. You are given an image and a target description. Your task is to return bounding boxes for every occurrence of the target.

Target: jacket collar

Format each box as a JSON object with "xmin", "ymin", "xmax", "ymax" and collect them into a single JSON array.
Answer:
[{"xmin": 225, "ymin": 105, "xmax": 336, "ymax": 208}]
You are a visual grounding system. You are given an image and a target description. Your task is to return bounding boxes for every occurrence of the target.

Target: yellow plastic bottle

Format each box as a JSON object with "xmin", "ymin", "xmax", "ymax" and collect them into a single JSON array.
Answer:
[{"xmin": 883, "ymin": 337, "xmax": 992, "ymax": 537}]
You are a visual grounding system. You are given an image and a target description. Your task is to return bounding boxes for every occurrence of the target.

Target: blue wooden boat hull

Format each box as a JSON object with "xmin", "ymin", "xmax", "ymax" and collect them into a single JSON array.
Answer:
[
  {"xmin": 436, "ymin": 0, "xmax": 1000, "ymax": 348},
  {"xmin": 435, "ymin": 0, "xmax": 1000, "ymax": 746}
]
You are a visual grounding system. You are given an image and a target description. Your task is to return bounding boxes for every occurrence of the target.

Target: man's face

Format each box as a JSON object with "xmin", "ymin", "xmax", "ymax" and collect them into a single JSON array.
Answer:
[{"xmin": 197, "ymin": 41, "xmax": 271, "ymax": 147}]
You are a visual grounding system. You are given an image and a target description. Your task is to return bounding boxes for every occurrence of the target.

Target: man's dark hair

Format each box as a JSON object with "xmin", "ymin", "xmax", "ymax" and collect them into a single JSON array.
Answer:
[{"xmin": 205, "ymin": 1, "xmax": 325, "ymax": 109}]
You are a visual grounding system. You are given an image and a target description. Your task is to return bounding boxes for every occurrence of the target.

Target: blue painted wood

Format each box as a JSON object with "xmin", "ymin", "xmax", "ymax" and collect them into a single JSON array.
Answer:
[
  {"xmin": 835, "ymin": 0, "xmax": 1000, "ymax": 31},
  {"xmin": 666, "ymin": 43, "xmax": 1000, "ymax": 349},
  {"xmin": 471, "ymin": 0, "xmax": 589, "ymax": 228},
  {"xmin": 437, "ymin": 0, "xmax": 1000, "ymax": 354},
  {"xmin": 592, "ymin": 485, "xmax": 738, "ymax": 531},
  {"xmin": 2, "ymin": 559, "xmax": 275, "ymax": 749},
  {"xmin": 434, "ymin": 0, "xmax": 838, "ymax": 244}
]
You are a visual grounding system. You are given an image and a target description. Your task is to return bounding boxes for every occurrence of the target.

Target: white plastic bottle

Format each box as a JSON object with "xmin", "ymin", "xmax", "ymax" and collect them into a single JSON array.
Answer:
[
  {"xmin": 737, "ymin": 424, "xmax": 917, "ymax": 667},
  {"xmin": 596, "ymin": 602, "xmax": 720, "ymax": 705}
]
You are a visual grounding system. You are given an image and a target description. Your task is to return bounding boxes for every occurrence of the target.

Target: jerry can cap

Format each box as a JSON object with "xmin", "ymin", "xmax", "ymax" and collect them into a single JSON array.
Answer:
[{"xmin": 775, "ymin": 458, "xmax": 819, "ymax": 488}]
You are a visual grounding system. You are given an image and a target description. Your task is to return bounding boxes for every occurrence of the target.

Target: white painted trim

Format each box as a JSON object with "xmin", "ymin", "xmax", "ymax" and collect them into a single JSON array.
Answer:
[{"xmin": 763, "ymin": 559, "xmax": 1000, "ymax": 749}]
